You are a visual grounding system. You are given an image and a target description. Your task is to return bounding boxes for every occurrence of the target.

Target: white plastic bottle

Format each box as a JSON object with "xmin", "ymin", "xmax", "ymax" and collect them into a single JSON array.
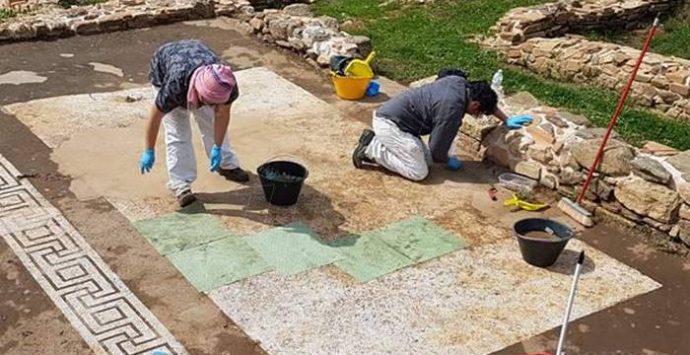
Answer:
[{"xmin": 491, "ymin": 69, "xmax": 503, "ymax": 92}]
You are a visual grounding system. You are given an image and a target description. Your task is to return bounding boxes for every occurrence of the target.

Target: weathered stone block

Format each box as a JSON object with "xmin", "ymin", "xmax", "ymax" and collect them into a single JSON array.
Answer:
[
  {"xmin": 540, "ymin": 172, "xmax": 558, "ymax": 189},
  {"xmin": 642, "ymin": 217, "xmax": 673, "ymax": 232},
  {"xmin": 462, "ymin": 116, "xmax": 501, "ymax": 141},
  {"xmin": 514, "ymin": 161, "xmax": 542, "ymax": 180},
  {"xmin": 614, "ymin": 176, "xmax": 681, "ymax": 224},
  {"xmin": 678, "ymin": 183, "xmax": 690, "ymax": 205},
  {"xmin": 679, "ymin": 204, "xmax": 690, "ymax": 221},
  {"xmin": 268, "ymin": 18, "xmax": 289, "ymax": 40},
  {"xmin": 73, "ymin": 20, "xmax": 101, "ymax": 35},
  {"xmin": 669, "ymin": 83, "xmax": 689, "ymax": 97},
  {"xmin": 249, "ymin": 17, "xmax": 264, "ymax": 32},
  {"xmin": 571, "ymin": 139, "xmax": 635, "ymax": 176},
  {"xmin": 631, "ymin": 156, "xmax": 671, "ymax": 185},
  {"xmin": 485, "ymin": 145, "xmax": 512, "ymax": 168},
  {"xmin": 677, "ymin": 220, "xmax": 690, "ymax": 247},
  {"xmin": 282, "ymin": 3, "xmax": 312, "ymax": 17},
  {"xmin": 545, "ymin": 113, "xmax": 568, "ymax": 128},
  {"xmin": 667, "ymin": 70, "xmax": 690, "ymax": 84},
  {"xmin": 505, "ymin": 91, "xmax": 539, "ymax": 109},
  {"xmin": 559, "ymin": 167, "xmax": 584, "ymax": 186},
  {"xmin": 641, "ymin": 141, "xmax": 678, "ymax": 157},
  {"xmin": 666, "ymin": 150, "xmax": 690, "ymax": 181},
  {"xmin": 575, "ymin": 127, "xmax": 620, "ymax": 139},
  {"xmin": 651, "ymin": 76, "xmax": 669, "ymax": 90},
  {"xmin": 528, "ymin": 144, "xmax": 552, "ymax": 164}
]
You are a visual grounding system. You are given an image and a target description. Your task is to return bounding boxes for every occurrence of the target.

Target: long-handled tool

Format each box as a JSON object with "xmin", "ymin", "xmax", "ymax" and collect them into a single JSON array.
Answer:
[
  {"xmin": 555, "ymin": 250, "xmax": 586, "ymax": 355},
  {"xmin": 558, "ymin": 16, "xmax": 661, "ymax": 227}
]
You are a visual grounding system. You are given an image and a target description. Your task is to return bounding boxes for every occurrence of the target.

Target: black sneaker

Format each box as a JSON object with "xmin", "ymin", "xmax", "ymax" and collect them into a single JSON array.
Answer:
[
  {"xmin": 177, "ymin": 190, "xmax": 197, "ymax": 208},
  {"xmin": 218, "ymin": 167, "xmax": 250, "ymax": 183},
  {"xmin": 352, "ymin": 129, "xmax": 375, "ymax": 169}
]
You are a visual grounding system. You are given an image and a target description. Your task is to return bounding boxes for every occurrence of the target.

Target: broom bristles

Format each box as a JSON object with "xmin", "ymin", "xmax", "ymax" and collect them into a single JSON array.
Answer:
[{"xmin": 558, "ymin": 198, "xmax": 594, "ymax": 227}]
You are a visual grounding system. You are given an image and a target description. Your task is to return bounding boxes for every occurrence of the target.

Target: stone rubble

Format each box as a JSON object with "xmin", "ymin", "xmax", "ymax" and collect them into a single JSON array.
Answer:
[{"xmin": 245, "ymin": 4, "xmax": 371, "ymax": 65}]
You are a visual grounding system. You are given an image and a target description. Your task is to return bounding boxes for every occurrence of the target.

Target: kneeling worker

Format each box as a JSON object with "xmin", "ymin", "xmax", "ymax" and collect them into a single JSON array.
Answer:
[{"xmin": 352, "ymin": 71, "xmax": 532, "ymax": 181}]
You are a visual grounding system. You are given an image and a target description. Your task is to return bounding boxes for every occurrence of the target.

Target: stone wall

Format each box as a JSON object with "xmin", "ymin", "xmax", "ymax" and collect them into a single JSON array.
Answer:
[
  {"xmin": 502, "ymin": 36, "xmax": 690, "ymax": 120},
  {"xmin": 454, "ymin": 87, "xmax": 690, "ymax": 247},
  {"xmin": 241, "ymin": 3, "xmax": 372, "ymax": 66},
  {"xmin": 0, "ymin": 0, "xmax": 217, "ymax": 41},
  {"xmin": 486, "ymin": 0, "xmax": 682, "ymax": 46},
  {"xmin": 481, "ymin": 0, "xmax": 690, "ymax": 120},
  {"xmin": 0, "ymin": 1, "xmax": 372, "ymax": 68}
]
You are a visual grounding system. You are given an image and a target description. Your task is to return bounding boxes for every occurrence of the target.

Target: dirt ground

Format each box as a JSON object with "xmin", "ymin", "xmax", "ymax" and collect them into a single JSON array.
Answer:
[{"xmin": 1, "ymin": 18, "xmax": 689, "ymax": 355}]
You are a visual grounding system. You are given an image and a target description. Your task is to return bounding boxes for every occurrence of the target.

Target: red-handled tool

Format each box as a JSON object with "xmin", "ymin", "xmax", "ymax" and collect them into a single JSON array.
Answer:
[{"xmin": 576, "ymin": 16, "xmax": 660, "ymax": 204}]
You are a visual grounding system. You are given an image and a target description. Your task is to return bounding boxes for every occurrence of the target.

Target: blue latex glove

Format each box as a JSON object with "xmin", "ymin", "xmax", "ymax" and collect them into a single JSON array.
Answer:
[
  {"xmin": 139, "ymin": 149, "xmax": 155, "ymax": 174},
  {"xmin": 505, "ymin": 114, "xmax": 533, "ymax": 130},
  {"xmin": 209, "ymin": 145, "xmax": 222, "ymax": 172},
  {"xmin": 447, "ymin": 156, "xmax": 463, "ymax": 171}
]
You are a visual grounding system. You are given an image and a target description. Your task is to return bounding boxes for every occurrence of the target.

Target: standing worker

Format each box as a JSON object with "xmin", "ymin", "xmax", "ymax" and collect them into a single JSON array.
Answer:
[
  {"xmin": 139, "ymin": 40, "xmax": 249, "ymax": 207},
  {"xmin": 352, "ymin": 70, "xmax": 533, "ymax": 181}
]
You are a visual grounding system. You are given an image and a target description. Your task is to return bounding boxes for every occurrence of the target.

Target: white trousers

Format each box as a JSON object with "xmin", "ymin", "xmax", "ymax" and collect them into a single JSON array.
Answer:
[
  {"xmin": 365, "ymin": 113, "xmax": 432, "ymax": 181},
  {"xmin": 163, "ymin": 105, "xmax": 240, "ymax": 196}
]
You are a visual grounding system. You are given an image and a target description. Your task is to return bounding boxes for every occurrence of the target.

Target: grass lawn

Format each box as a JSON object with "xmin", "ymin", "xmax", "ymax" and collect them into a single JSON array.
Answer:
[
  {"xmin": 314, "ymin": 0, "xmax": 690, "ymax": 150},
  {"xmin": 0, "ymin": 9, "xmax": 17, "ymax": 21}
]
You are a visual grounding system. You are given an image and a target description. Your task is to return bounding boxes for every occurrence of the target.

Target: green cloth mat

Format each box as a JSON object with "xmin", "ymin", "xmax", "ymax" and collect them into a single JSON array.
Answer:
[
  {"xmin": 166, "ymin": 236, "xmax": 271, "ymax": 292},
  {"xmin": 333, "ymin": 217, "xmax": 466, "ymax": 282},
  {"xmin": 331, "ymin": 235, "xmax": 413, "ymax": 283},
  {"xmin": 134, "ymin": 212, "xmax": 230, "ymax": 255},
  {"xmin": 376, "ymin": 216, "xmax": 465, "ymax": 263},
  {"xmin": 244, "ymin": 223, "xmax": 342, "ymax": 275}
]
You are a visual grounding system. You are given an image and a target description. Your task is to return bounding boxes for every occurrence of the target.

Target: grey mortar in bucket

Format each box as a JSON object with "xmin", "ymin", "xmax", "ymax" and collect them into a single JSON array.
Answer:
[{"xmin": 514, "ymin": 218, "xmax": 574, "ymax": 267}]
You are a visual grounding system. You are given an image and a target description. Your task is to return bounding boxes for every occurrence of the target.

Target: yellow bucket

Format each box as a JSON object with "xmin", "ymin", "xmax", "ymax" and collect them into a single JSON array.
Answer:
[{"xmin": 331, "ymin": 73, "xmax": 371, "ymax": 100}]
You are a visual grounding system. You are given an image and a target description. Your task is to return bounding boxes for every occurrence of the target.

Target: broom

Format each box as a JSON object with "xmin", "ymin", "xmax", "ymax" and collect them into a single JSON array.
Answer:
[{"xmin": 558, "ymin": 16, "xmax": 661, "ymax": 227}]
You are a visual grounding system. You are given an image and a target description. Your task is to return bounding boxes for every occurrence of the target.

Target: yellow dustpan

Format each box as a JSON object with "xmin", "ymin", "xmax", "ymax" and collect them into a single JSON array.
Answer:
[
  {"xmin": 345, "ymin": 51, "xmax": 376, "ymax": 78},
  {"xmin": 504, "ymin": 194, "xmax": 549, "ymax": 211}
]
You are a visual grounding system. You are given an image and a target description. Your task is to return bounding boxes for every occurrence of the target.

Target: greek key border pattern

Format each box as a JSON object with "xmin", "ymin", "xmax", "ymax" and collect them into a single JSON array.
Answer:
[{"xmin": 0, "ymin": 155, "xmax": 187, "ymax": 355}]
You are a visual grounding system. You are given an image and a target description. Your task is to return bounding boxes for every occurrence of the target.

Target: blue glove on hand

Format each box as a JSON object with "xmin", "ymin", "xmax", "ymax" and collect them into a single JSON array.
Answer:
[
  {"xmin": 209, "ymin": 145, "xmax": 222, "ymax": 172},
  {"xmin": 505, "ymin": 114, "xmax": 533, "ymax": 130},
  {"xmin": 139, "ymin": 149, "xmax": 155, "ymax": 174},
  {"xmin": 447, "ymin": 156, "xmax": 463, "ymax": 171}
]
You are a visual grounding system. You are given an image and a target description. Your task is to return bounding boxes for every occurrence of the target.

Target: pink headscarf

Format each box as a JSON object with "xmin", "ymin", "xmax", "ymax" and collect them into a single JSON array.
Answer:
[{"xmin": 187, "ymin": 64, "xmax": 236, "ymax": 109}]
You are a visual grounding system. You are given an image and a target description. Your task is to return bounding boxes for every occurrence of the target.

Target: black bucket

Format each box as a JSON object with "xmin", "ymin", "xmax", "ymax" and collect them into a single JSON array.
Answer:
[
  {"xmin": 514, "ymin": 218, "xmax": 574, "ymax": 267},
  {"xmin": 257, "ymin": 160, "xmax": 308, "ymax": 206}
]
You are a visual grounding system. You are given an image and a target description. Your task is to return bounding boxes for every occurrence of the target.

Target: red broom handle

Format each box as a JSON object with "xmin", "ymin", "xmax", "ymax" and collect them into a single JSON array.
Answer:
[{"xmin": 576, "ymin": 17, "xmax": 660, "ymax": 204}]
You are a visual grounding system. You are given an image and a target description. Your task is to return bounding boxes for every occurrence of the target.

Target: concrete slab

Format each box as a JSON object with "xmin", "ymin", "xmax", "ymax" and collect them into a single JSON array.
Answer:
[
  {"xmin": 244, "ymin": 223, "xmax": 342, "ymax": 276},
  {"xmin": 210, "ymin": 238, "xmax": 660, "ymax": 355},
  {"xmin": 167, "ymin": 236, "xmax": 271, "ymax": 293}
]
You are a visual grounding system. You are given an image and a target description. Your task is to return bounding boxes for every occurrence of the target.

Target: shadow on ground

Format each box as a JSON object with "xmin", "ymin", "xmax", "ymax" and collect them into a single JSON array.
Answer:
[
  {"xmin": 545, "ymin": 249, "xmax": 597, "ymax": 275},
  {"xmin": 193, "ymin": 173, "xmax": 349, "ymax": 240}
]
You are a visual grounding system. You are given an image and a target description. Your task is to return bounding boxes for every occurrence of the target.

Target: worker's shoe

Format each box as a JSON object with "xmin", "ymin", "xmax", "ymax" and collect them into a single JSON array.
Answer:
[
  {"xmin": 218, "ymin": 167, "xmax": 250, "ymax": 183},
  {"xmin": 177, "ymin": 190, "xmax": 197, "ymax": 208},
  {"xmin": 352, "ymin": 129, "xmax": 375, "ymax": 169}
]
